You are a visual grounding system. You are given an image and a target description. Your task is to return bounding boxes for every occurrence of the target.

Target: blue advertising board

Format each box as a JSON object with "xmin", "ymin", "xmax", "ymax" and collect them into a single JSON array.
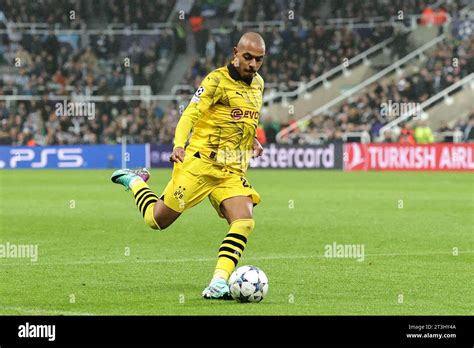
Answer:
[
  {"xmin": 0, "ymin": 143, "xmax": 343, "ymax": 170},
  {"xmin": 0, "ymin": 145, "xmax": 148, "ymax": 169},
  {"xmin": 150, "ymin": 144, "xmax": 174, "ymax": 168}
]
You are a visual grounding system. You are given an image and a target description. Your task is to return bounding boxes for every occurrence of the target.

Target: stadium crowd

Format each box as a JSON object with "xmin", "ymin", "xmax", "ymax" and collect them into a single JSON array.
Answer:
[
  {"xmin": 287, "ymin": 34, "xmax": 473, "ymax": 144},
  {"xmin": 180, "ymin": 25, "xmax": 394, "ymax": 94},
  {"xmin": 329, "ymin": 0, "xmax": 466, "ymax": 22},
  {"xmin": 1, "ymin": 27, "xmax": 182, "ymax": 96},
  {"xmin": 0, "ymin": 0, "xmax": 176, "ymax": 28},
  {"xmin": 0, "ymin": 99, "xmax": 181, "ymax": 146},
  {"xmin": 1, "ymin": 0, "xmax": 472, "ymax": 146},
  {"xmin": 239, "ymin": 0, "xmax": 468, "ymax": 25}
]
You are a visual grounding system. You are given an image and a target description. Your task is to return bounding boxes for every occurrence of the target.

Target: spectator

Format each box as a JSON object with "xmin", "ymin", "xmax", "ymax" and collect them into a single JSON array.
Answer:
[
  {"xmin": 463, "ymin": 114, "xmax": 474, "ymax": 142},
  {"xmin": 190, "ymin": 10, "xmax": 207, "ymax": 57},
  {"xmin": 382, "ymin": 130, "xmax": 393, "ymax": 143},
  {"xmin": 437, "ymin": 120, "xmax": 454, "ymax": 142},
  {"xmin": 399, "ymin": 123, "xmax": 416, "ymax": 144},
  {"xmin": 391, "ymin": 23, "xmax": 410, "ymax": 60},
  {"xmin": 26, "ymin": 133, "xmax": 36, "ymax": 146},
  {"xmin": 256, "ymin": 125, "xmax": 267, "ymax": 145},
  {"xmin": 421, "ymin": 7, "xmax": 435, "ymax": 26},
  {"xmin": 434, "ymin": 7, "xmax": 449, "ymax": 34},
  {"xmin": 205, "ymin": 33, "xmax": 217, "ymax": 63},
  {"xmin": 174, "ymin": 22, "xmax": 187, "ymax": 54},
  {"xmin": 263, "ymin": 117, "xmax": 281, "ymax": 144},
  {"xmin": 414, "ymin": 120, "xmax": 434, "ymax": 144}
]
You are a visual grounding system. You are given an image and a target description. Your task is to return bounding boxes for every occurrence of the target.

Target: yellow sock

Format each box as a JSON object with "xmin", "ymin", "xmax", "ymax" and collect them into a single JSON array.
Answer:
[
  {"xmin": 213, "ymin": 218, "xmax": 255, "ymax": 281},
  {"xmin": 131, "ymin": 180, "xmax": 160, "ymax": 230}
]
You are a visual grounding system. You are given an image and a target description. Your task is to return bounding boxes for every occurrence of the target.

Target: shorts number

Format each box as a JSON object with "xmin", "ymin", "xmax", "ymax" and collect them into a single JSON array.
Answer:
[{"xmin": 240, "ymin": 177, "xmax": 251, "ymax": 188}]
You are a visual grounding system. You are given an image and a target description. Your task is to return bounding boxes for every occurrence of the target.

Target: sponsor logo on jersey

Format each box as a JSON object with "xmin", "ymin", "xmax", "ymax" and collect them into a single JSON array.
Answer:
[{"xmin": 230, "ymin": 108, "xmax": 259, "ymax": 120}]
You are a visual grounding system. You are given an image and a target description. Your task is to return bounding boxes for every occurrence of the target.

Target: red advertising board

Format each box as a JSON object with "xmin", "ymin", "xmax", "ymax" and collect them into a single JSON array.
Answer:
[{"xmin": 344, "ymin": 143, "xmax": 474, "ymax": 171}]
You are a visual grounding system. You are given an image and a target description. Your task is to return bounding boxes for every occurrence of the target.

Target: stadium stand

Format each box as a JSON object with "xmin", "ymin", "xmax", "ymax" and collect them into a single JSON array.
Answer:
[
  {"xmin": 0, "ymin": 0, "xmax": 472, "ymax": 146},
  {"xmin": 288, "ymin": 36, "xmax": 473, "ymax": 144},
  {"xmin": 1, "ymin": 0, "xmax": 176, "ymax": 28}
]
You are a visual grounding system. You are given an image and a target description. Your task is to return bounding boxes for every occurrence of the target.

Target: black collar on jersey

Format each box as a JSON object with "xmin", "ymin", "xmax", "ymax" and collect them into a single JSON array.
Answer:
[{"xmin": 227, "ymin": 63, "xmax": 253, "ymax": 86}]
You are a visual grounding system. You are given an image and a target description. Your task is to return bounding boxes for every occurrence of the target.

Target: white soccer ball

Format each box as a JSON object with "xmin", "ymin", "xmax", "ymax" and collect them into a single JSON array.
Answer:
[{"xmin": 229, "ymin": 265, "xmax": 269, "ymax": 303}]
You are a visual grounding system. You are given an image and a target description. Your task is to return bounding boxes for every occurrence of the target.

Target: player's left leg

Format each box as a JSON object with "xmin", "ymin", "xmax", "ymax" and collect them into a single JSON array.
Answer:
[
  {"xmin": 215, "ymin": 196, "xmax": 255, "ymax": 276},
  {"xmin": 202, "ymin": 195, "xmax": 255, "ymax": 299}
]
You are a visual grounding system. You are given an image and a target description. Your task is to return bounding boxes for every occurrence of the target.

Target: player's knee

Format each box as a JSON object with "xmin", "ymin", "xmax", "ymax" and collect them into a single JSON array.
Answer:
[
  {"xmin": 152, "ymin": 201, "xmax": 181, "ymax": 230},
  {"xmin": 150, "ymin": 212, "xmax": 175, "ymax": 230},
  {"xmin": 154, "ymin": 217, "xmax": 170, "ymax": 230},
  {"xmin": 144, "ymin": 212, "xmax": 161, "ymax": 230}
]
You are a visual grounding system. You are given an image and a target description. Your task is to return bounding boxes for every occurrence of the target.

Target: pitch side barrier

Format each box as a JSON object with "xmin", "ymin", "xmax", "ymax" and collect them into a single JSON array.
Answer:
[
  {"xmin": 151, "ymin": 143, "xmax": 344, "ymax": 170},
  {"xmin": 151, "ymin": 143, "xmax": 474, "ymax": 171},
  {"xmin": 1, "ymin": 143, "xmax": 472, "ymax": 171},
  {"xmin": 0, "ymin": 145, "xmax": 149, "ymax": 169},
  {"xmin": 345, "ymin": 143, "xmax": 474, "ymax": 171}
]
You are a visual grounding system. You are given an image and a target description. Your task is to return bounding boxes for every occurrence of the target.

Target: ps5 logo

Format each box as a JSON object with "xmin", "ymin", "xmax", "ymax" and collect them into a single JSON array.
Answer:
[{"xmin": 7, "ymin": 148, "xmax": 84, "ymax": 168}]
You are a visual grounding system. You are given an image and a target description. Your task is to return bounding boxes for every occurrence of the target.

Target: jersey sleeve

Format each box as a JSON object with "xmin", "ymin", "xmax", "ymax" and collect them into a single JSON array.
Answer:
[{"xmin": 173, "ymin": 72, "xmax": 222, "ymax": 149}]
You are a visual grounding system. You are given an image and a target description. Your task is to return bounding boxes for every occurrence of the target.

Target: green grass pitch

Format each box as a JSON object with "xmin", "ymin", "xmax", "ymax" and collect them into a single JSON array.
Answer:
[{"xmin": 0, "ymin": 169, "xmax": 472, "ymax": 315}]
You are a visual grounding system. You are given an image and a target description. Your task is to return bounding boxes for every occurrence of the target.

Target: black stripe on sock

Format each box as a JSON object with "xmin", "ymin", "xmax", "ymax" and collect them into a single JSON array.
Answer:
[
  {"xmin": 219, "ymin": 246, "xmax": 241, "ymax": 258},
  {"xmin": 222, "ymin": 238, "xmax": 246, "ymax": 251},
  {"xmin": 220, "ymin": 254, "xmax": 239, "ymax": 266},
  {"xmin": 136, "ymin": 189, "xmax": 152, "ymax": 205},
  {"xmin": 139, "ymin": 193, "xmax": 159, "ymax": 212},
  {"xmin": 134, "ymin": 187, "xmax": 149, "ymax": 199},
  {"xmin": 226, "ymin": 233, "xmax": 247, "ymax": 244},
  {"xmin": 141, "ymin": 198, "xmax": 158, "ymax": 217}
]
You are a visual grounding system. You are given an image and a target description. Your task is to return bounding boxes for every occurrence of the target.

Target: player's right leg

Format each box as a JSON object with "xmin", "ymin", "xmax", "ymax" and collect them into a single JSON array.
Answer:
[
  {"xmin": 111, "ymin": 168, "xmax": 180, "ymax": 230},
  {"xmin": 152, "ymin": 199, "xmax": 181, "ymax": 229}
]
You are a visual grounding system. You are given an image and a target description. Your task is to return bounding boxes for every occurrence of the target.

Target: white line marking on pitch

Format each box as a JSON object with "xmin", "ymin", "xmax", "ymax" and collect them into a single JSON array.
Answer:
[
  {"xmin": 1, "ymin": 250, "xmax": 473, "ymax": 267},
  {"xmin": 0, "ymin": 306, "xmax": 98, "ymax": 316}
]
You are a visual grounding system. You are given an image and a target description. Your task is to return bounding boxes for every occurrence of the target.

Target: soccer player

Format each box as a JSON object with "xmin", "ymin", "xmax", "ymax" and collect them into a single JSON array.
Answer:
[{"xmin": 111, "ymin": 32, "xmax": 266, "ymax": 299}]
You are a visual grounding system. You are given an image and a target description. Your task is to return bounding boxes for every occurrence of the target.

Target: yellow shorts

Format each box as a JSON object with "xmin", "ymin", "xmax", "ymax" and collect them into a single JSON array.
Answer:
[{"xmin": 159, "ymin": 154, "xmax": 261, "ymax": 218}]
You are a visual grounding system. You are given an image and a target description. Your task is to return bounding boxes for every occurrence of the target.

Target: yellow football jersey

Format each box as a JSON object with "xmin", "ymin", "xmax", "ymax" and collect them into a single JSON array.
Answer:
[{"xmin": 174, "ymin": 64, "xmax": 264, "ymax": 175}]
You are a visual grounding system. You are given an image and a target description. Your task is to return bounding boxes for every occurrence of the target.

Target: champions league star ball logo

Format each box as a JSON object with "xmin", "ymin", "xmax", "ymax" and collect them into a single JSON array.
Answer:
[{"xmin": 228, "ymin": 265, "xmax": 269, "ymax": 303}]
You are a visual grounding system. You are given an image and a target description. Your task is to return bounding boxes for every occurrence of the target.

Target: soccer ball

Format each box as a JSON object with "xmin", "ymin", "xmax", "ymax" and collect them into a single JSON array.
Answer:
[{"xmin": 229, "ymin": 265, "xmax": 269, "ymax": 303}]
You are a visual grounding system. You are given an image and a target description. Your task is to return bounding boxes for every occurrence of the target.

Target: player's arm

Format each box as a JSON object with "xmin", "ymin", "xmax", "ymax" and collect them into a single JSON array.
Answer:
[
  {"xmin": 252, "ymin": 76, "xmax": 265, "ymax": 159},
  {"xmin": 171, "ymin": 73, "xmax": 222, "ymax": 162},
  {"xmin": 252, "ymin": 137, "xmax": 264, "ymax": 158}
]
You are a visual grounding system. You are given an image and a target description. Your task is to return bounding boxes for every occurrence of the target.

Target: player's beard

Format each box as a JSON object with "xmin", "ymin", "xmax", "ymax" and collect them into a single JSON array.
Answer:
[{"xmin": 245, "ymin": 69, "xmax": 256, "ymax": 78}]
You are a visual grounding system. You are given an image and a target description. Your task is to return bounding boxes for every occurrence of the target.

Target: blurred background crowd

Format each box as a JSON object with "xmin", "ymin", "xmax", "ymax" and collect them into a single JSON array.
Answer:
[{"xmin": 0, "ymin": 0, "xmax": 473, "ymax": 146}]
